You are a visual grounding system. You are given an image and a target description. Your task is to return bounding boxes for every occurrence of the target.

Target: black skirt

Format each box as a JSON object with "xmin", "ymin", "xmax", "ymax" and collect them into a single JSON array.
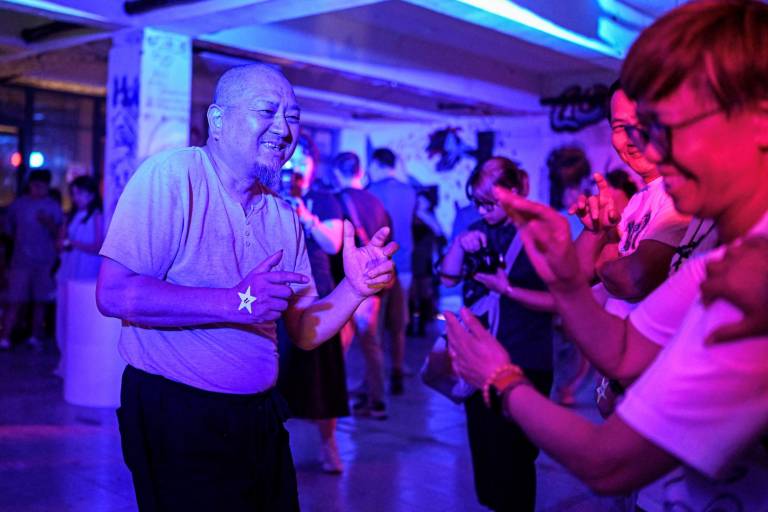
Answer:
[{"xmin": 276, "ymin": 320, "xmax": 350, "ymax": 419}]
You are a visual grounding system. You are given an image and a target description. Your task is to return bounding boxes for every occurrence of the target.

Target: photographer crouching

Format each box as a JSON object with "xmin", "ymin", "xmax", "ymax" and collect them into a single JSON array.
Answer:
[{"xmin": 439, "ymin": 157, "xmax": 554, "ymax": 512}]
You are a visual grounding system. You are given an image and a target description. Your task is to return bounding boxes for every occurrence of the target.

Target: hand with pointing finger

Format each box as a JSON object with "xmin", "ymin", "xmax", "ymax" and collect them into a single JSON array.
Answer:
[
  {"xmin": 234, "ymin": 250, "xmax": 310, "ymax": 324},
  {"xmin": 342, "ymin": 220, "xmax": 398, "ymax": 298},
  {"xmin": 568, "ymin": 173, "xmax": 620, "ymax": 233}
]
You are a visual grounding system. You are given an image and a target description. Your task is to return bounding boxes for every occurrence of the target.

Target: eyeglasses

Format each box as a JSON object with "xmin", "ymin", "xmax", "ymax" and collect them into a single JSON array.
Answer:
[
  {"xmin": 472, "ymin": 197, "xmax": 497, "ymax": 211},
  {"xmin": 624, "ymin": 107, "xmax": 723, "ymax": 164}
]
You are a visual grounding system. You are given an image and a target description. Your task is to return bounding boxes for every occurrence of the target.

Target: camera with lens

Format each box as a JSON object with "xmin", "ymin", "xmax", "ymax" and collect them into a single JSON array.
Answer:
[{"xmin": 463, "ymin": 246, "xmax": 504, "ymax": 277}]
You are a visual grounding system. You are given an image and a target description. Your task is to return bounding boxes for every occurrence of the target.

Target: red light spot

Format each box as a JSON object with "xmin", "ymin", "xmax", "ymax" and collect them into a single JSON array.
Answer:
[{"xmin": 10, "ymin": 152, "xmax": 21, "ymax": 168}]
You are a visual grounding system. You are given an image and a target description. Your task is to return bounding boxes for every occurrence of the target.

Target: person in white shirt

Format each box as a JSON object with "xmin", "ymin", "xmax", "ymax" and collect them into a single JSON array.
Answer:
[{"xmin": 447, "ymin": 1, "xmax": 768, "ymax": 509}]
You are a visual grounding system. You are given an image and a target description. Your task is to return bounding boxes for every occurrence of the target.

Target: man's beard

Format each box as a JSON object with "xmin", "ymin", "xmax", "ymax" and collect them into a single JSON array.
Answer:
[{"xmin": 253, "ymin": 163, "xmax": 281, "ymax": 190}]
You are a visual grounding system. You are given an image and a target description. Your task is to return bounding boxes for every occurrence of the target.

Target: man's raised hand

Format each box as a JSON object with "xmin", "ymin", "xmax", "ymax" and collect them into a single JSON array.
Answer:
[
  {"xmin": 234, "ymin": 250, "xmax": 310, "ymax": 323},
  {"xmin": 494, "ymin": 187, "xmax": 584, "ymax": 291},
  {"xmin": 342, "ymin": 220, "xmax": 398, "ymax": 297},
  {"xmin": 568, "ymin": 173, "xmax": 620, "ymax": 233}
]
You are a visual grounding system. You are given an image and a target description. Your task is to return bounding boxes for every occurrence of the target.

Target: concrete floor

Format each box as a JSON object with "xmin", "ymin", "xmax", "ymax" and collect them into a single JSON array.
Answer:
[{"xmin": 0, "ymin": 324, "xmax": 637, "ymax": 512}]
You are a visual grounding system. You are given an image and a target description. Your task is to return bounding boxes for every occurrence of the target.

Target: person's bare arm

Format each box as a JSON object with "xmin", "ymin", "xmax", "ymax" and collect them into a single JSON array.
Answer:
[
  {"xmin": 295, "ymin": 197, "xmax": 343, "ymax": 255},
  {"xmin": 597, "ymin": 240, "xmax": 676, "ymax": 301},
  {"xmin": 307, "ymin": 218, "xmax": 343, "ymax": 255},
  {"xmin": 446, "ymin": 309, "xmax": 677, "ymax": 495},
  {"xmin": 551, "ymin": 283, "xmax": 661, "ymax": 381},
  {"xmin": 284, "ymin": 221, "xmax": 397, "ymax": 350},
  {"xmin": 474, "ymin": 269, "xmax": 556, "ymax": 312},
  {"xmin": 505, "ymin": 384, "xmax": 677, "ymax": 494},
  {"xmin": 495, "ymin": 191, "xmax": 660, "ymax": 381},
  {"xmin": 96, "ymin": 251, "xmax": 309, "ymax": 327}
]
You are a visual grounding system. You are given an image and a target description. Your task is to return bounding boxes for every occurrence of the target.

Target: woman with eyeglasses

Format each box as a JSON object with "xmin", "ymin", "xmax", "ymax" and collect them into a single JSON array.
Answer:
[{"xmin": 439, "ymin": 156, "xmax": 553, "ymax": 512}]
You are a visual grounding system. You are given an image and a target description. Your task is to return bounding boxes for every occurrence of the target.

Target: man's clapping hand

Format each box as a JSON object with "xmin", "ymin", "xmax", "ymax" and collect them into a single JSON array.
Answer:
[{"xmin": 342, "ymin": 220, "xmax": 398, "ymax": 298}]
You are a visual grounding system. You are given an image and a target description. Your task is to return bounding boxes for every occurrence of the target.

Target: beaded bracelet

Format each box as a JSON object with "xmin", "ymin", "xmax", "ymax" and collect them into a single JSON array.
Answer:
[{"xmin": 482, "ymin": 363, "xmax": 524, "ymax": 407}]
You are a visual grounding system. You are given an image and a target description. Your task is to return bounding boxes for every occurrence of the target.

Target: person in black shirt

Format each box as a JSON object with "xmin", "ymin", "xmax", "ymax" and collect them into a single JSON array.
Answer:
[{"xmin": 440, "ymin": 156, "xmax": 553, "ymax": 512}]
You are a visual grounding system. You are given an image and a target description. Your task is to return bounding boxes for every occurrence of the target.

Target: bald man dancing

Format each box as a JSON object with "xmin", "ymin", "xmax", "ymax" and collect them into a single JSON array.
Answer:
[{"xmin": 97, "ymin": 65, "xmax": 397, "ymax": 511}]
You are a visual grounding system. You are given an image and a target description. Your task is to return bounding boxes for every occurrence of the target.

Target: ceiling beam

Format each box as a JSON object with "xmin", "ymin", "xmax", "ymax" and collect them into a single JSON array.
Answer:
[
  {"xmin": 293, "ymin": 86, "xmax": 452, "ymax": 123},
  {"xmin": 0, "ymin": 0, "xmax": 123, "ymax": 27},
  {"xmin": 0, "ymin": 29, "xmax": 116, "ymax": 65},
  {"xmin": 201, "ymin": 23, "xmax": 544, "ymax": 113},
  {"xmin": 135, "ymin": 0, "xmax": 386, "ymax": 36}
]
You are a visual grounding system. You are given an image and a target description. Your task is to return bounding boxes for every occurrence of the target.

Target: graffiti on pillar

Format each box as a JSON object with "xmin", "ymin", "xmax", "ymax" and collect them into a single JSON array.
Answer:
[{"xmin": 108, "ymin": 73, "xmax": 139, "ymax": 203}]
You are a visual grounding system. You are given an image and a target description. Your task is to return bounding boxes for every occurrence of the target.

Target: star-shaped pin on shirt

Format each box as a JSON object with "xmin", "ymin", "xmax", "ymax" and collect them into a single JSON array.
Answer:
[{"xmin": 238, "ymin": 286, "xmax": 257, "ymax": 314}]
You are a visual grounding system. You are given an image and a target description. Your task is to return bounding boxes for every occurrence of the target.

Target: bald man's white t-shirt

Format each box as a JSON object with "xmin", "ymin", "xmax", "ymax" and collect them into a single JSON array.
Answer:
[{"xmin": 100, "ymin": 147, "xmax": 317, "ymax": 394}]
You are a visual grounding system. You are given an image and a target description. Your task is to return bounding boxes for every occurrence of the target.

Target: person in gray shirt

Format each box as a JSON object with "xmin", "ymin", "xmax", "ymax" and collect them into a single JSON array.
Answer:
[
  {"xmin": 97, "ymin": 64, "xmax": 397, "ymax": 512},
  {"xmin": 0, "ymin": 169, "xmax": 62, "ymax": 351}
]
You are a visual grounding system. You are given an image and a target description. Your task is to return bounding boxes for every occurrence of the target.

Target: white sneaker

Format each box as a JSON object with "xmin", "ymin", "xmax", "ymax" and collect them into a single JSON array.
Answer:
[
  {"xmin": 0, "ymin": 338, "xmax": 10, "ymax": 350},
  {"xmin": 320, "ymin": 439, "xmax": 343, "ymax": 474}
]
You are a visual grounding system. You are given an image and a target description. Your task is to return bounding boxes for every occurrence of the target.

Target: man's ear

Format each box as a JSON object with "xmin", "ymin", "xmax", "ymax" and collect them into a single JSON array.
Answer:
[{"xmin": 207, "ymin": 104, "xmax": 224, "ymax": 138}]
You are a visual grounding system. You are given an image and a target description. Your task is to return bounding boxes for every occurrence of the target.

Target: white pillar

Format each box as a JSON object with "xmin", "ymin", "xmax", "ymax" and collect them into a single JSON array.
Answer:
[{"xmin": 104, "ymin": 28, "xmax": 192, "ymax": 224}]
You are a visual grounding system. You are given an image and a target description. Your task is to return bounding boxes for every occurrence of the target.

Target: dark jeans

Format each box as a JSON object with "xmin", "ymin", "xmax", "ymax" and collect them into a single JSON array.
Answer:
[
  {"xmin": 464, "ymin": 369, "xmax": 553, "ymax": 512},
  {"xmin": 117, "ymin": 365, "xmax": 299, "ymax": 512}
]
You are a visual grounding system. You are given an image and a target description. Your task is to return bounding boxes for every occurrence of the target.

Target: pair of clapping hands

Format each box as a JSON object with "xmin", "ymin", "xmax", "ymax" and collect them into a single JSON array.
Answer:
[
  {"xmin": 447, "ymin": 187, "xmax": 768, "ymax": 388},
  {"xmin": 231, "ymin": 220, "xmax": 397, "ymax": 323}
]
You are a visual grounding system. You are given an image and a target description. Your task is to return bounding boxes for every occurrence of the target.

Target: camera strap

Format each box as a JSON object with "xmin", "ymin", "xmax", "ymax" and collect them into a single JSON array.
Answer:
[
  {"xmin": 469, "ymin": 230, "xmax": 523, "ymax": 337},
  {"xmin": 338, "ymin": 191, "xmax": 371, "ymax": 245}
]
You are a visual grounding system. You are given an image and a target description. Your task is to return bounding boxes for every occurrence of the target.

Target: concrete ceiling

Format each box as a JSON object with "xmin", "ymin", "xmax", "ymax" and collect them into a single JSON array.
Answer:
[{"xmin": 0, "ymin": 0, "xmax": 684, "ymax": 124}]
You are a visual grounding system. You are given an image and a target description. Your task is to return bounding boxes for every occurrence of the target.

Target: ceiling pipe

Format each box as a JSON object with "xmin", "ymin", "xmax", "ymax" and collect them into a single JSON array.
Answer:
[{"xmin": 20, "ymin": 21, "xmax": 85, "ymax": 43}]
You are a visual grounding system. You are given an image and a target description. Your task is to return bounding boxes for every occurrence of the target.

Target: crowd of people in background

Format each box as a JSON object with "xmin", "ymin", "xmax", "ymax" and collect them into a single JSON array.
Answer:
[
  {"xmin": 0, "ymin": 170, "xmax": 103, "ymax": 362},
  {"xmin": 0, "ymin": 1, "xmax": 766, "ymax": 511}
]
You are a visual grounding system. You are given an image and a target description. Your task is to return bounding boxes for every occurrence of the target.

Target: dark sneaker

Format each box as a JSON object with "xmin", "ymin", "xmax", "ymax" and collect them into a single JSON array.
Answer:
[
  {"xmin": 369, "ymin": 401, "xmax": 388, "ymax": 420},
  {"xmin": 352, "ymin": 394, "xmax": 370, "ymax": 416}
]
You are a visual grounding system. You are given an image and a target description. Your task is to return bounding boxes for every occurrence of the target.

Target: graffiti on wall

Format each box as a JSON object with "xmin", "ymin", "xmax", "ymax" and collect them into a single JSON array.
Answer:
[
  {"xmin": 426, "ymin": 127, "xmax": 494, "ymax": 172},
  {"xmin": 540, "ymin": 84, "xmax": 610, "ymax": 133}
]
